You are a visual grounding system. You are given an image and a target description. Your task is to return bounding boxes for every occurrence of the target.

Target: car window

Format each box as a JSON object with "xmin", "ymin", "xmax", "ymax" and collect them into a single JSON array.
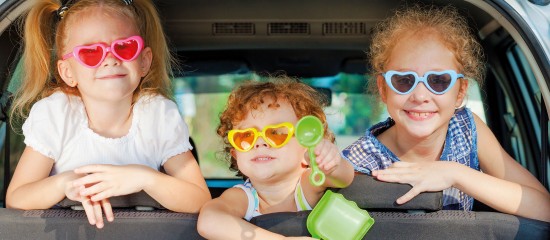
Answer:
[
  {"xmin": 173, "ymin": 73, "xmax": 386, "ymax": 178},
  {"xmin": 0, "ymin": 58, "xmax": 20, "ymax": 203},
  {"xmin": 505, "ymin": 43, "xmax": 549, "ymax": 182},
  {"xmin": 173, "ymin": 72, "xmax": 487, "ymax": 179}
]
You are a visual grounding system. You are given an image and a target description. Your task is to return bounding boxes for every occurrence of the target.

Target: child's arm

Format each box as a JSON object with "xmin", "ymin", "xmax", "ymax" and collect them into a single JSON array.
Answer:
[
  {"xmin": 309, "ymin": 138, "xmax": 355, "ymax": 188},
  {"xmin": 7, "ymin": 147, "xmax": 115, "ymax": 228},
  {"xmin": 373, "ymin": 114, "xmax": 550, "ymax": 222},
  {"xmin": 73, "ymin": 151, "xmax": 211, "ymax": 213},
  {"xmin": 6, "ymin": 147, "xmax": 77, "ymax": 209},
  {"xmin": 301, "ymin": 139, "xmax": 355, "ymax": 204},
  {"xmin": 197, "ymin": 188, "xmax": 312, "ymax": 240},
  {"xmin": 143, "ymin": 150, "xmax": 211, "ymax": 212},
  {"xmin": 462, "ymin": 114, "xmax": 550, "ymax": 221}
]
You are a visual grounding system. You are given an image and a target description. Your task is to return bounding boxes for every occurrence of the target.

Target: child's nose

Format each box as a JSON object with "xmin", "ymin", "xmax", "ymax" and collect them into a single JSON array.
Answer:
[
  {"xmin": 254, "ymin": 137, "xmax": 270, "ymax": 149},
  {"xmin": 409, "ymin": 82, "xmax": 430, "ymax": 103},
  {"xmin": 102, "ymin": 51, "xmax": 121, "ymax": 67}
]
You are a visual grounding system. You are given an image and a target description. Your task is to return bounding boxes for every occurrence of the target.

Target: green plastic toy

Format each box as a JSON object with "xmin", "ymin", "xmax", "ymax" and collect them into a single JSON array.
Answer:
[
  {"xmin": 295, "ymin": 115, "xmax": 326, "ymax": 186},
  {"xmin": 307, "ymin": 190, "xmax": 375, "ymax": 240}
]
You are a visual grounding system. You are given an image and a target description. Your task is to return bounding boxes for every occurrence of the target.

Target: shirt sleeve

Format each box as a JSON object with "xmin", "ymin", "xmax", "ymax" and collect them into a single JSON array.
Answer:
[
  {"xmin": 22, "ymin": 93, "xmax": 76, "ymax": 161},
  {"xmin": 341, "ymin": 136, "xmax": 380, "ymax": 174},
  {"xmin": 148, "ymin": 96, "xmax": 193, "ymax": 165}
]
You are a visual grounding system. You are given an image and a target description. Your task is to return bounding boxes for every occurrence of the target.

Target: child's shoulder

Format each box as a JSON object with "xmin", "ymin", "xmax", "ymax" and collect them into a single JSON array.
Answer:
[
  {"xmin": 29, "ymin": 91, "xmax": 83, "ymax": 119},
  {"xmin": 451, "ymin": 107, "xmax": 476, "ymax": 129},
  {"xmin": 133, "ymin": 94, "xmax": 188, "ymax": 135},
  {"xmin": 135, "ymin": 94, "xmax": 177, "ymax": 113},
  {"xmin": 455, "ymin": 107, "xmax": 473, "ymax": 118},
  {"xmin": 34, "ymin": 91, "xmax": 77, "ymax": 107},
  {"xmin": 23, "ymin": 92, "xmax": 83, "ymax": 156}
]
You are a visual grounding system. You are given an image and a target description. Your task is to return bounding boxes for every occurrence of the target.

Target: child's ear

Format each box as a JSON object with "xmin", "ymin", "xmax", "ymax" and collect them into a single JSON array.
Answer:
[
  {"xmin": 376, "ymin": 75, "xmax": 387, "ymax": 103},
  {"xmin": 301, "ymin": 147, "xmax": 308, "ymax": 166},
  {"xmin": 455, "ymin": 78, "xmax": 469, "ymax": 107},
  {"xmin": 139, "ymin": 47, "xmax": 153, "ymax": 77},
  {"xmin": 57, "ymin": 60, "xmax": 77, "ymax": 87}
]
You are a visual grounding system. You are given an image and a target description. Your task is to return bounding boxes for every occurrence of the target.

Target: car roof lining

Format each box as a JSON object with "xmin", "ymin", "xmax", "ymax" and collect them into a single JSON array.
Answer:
[
  {"xmin": 0, "ymin": 0, "xmax": 496, "ymax": 85},
  {"xmin": 156, "ymin": 0, "xmax": 493, "ymax": 79},
  {"xmin": 177, "ymin": 49, "xmax": 367, "ymax": 78},
  {"xmin": 158, "ymin": 0, "xmax": 492, "ymax": 51}
]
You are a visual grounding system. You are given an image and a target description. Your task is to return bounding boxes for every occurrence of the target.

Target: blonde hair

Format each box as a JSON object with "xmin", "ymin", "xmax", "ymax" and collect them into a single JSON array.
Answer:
[
  {"xmin": 10, "ymin": 0, "xmax": 175, "ymax": 126},
  {"xmin": 368, "ymin": 5, "xmax": 485, "ymax": 96},
  {"xmin": 217, "ymin": 77, "xmax": 334, "ymax": 177}
]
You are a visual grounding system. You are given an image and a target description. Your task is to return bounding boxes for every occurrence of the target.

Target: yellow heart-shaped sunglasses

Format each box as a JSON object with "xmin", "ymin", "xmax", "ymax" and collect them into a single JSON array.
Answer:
[{"xmin": 228, "ymin": 122, "xmax": 295, "ymax": 152}]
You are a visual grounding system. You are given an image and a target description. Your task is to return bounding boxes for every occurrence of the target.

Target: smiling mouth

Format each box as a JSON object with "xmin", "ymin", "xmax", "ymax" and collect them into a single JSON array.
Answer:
[{"xmin": 405, "ymin": 110, "xmax": 436, "ymax": 119}]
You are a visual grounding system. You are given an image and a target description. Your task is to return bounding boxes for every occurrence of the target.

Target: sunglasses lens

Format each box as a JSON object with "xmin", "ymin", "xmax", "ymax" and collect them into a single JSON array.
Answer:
[
  {"xmin": 264, "ymin": 126, "xmax": 291, "ymax": 147},
  {"xmin": 77, "ymin": 46, "xmax": 104, "ymax": 67},
  {"xmin": 114, "ymin": 39, "xmax": 140, "ymax": 60},
  {"xmin": 390, "ymin": 74, "xmax": 416, "ymax": 93},
  {"xmin": 232, "ymin": 130, "xmax": 255, "ymax": 151},
  {"xmin": 427, "ymin": 73, "xmax": 452, "ymax": 93}
]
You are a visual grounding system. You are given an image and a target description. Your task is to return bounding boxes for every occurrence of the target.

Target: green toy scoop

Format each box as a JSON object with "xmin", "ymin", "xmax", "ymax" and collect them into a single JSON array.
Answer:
[{"xmin": 295, "ymin": 115, "xmax": 326, "ymax": 186}]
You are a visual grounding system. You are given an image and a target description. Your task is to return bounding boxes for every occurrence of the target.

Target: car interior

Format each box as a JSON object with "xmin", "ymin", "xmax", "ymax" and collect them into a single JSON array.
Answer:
[{"xmin": 0, "ymin": 0, "xmax": 549, "ymax": 239}]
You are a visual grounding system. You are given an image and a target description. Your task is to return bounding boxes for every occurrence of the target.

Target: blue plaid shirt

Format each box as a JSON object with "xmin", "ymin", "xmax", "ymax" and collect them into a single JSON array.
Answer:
[{"xmin": 342, "ymin": 107, "xmax": 479, "ymax": 210}]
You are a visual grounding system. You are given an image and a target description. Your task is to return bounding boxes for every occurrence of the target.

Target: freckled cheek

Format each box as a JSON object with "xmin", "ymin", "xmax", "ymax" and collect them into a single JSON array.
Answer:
[
  {"xmin": 284, "ymin": 143, "xmax": 308, "ymax": 160},
  {"xmin": 384, "ymin": 97, "xmax": 407, "ymax": 111},
  {"xmin": 433, "ymin": 95, "xmax": 459, "ymax": 106}
]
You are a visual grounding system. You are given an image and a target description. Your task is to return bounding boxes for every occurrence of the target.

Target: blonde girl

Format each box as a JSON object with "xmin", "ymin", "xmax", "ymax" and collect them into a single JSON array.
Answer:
[{"xmin": 7, "ymin": 0, "xmax": 211, "ymax": 229}]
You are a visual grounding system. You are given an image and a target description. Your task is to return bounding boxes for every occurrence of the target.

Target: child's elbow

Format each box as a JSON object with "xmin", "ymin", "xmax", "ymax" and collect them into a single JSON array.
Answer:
[
  {"xmin": 193, "ymin": 190, "xmax": 213, "ymax": 212},
  {"xmin": 5, "ymin": 192, "xmax": 23, "ymax": 209},
  {"xmin": 342, "ymin": 175, "xmax": 354, "ymax": 188},
  {"xmin": 196, "ymin": 216, "xmax": 211, "ymax": 238},
  {"xmin": 331, "ymin": 162, "xmax": 355, "ymax": 188},
  {"xmin": 171, "ymin": 190, "xmax": 211, "ymax": 213},
  {"xmin": 196, "ymin": 202, "xmax": 219, "ymax": 237},
  {"xmin": 5, "ymin": 200, "xmax": 18, "ymax": 209},
  {"xmin": 5, "ymin": 197, "xmax": 36, "ymax": 210}
]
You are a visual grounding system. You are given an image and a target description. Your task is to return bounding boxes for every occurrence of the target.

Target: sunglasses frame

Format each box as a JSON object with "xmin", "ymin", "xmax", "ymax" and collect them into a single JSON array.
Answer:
[
  {"xmin": 62, "ymin": 35, "xmax": 144, "ymax": 68},
  {"xmin": 228, "ymin": 122, "xmax": 295, "ymax": 152},
  {"xmin": 383, "ymin": 70, "xmax": 464, "ymax": 95}
]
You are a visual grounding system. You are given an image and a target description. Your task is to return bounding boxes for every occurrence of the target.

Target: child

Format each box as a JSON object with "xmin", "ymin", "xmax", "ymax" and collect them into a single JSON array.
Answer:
[
  {"xmin": 342, "ymin": 6, "xmax": 550, "ymax": 222},
  {"xmin": 197, "ymin": 79, "xmax": 355, "ymax": 239},
  {"xmin": 6, "ymin": 0, "xmax": 211, "ymax": 229}
]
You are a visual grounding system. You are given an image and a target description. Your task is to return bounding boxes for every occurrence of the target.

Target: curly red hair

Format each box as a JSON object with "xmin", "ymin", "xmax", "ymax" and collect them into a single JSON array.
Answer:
[{"xmin": 367, "ymin": 5, "xmax": 485, "ymax": 96}]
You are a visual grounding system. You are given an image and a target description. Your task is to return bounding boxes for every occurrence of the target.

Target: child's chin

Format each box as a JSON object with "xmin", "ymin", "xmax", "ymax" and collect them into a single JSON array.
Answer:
[
  {"xmin": 407, "ymin": 128, "xmax": 438, "ymax": 139},
  {"xmin": 250, "ymin": 173, "xmax": 277, "ymax": 182}
]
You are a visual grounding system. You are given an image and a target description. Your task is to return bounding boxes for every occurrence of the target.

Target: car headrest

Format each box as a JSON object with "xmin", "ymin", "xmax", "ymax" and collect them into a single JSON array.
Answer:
[
  {"xmin": 334, "ymin": 174, "xmax": 443, "ymax": 211},
  {"xmin": 57, "ymin": 191, "xmax": 164, "ymax": 210}
]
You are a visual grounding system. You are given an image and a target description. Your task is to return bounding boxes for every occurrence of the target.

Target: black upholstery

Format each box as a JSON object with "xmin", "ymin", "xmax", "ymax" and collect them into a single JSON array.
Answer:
[
  {"xmin": 0, "ymin": 208, "xmax": 204, "ymax": 240},
  {"xmin": 189, "ymin": 137, "xmax": 199, "ymax": 162},
  {"xmin": 250, "ymin": 210, "xmax": 550, "ymax": 240},
  {"xmin": 2, "ymin": 176, "xmax": 548, "ymax": 239},
  {"xmin": 1, "ymin": 208, "xmax": 548, "ymax": 239},
  {"xmin": 336, "ymin": 175, "xmax": 443, "ymax": 211},
  {"xmin": 1, "ymin": 165, "xmax": 545, "ymax": 240},
  {"xmin": 55, "ymin": 174, "xmax": 442, "ymax": 211},
  {"xmin": 57, "ymin": 191, "xmax": 165, "ymax": 210}
]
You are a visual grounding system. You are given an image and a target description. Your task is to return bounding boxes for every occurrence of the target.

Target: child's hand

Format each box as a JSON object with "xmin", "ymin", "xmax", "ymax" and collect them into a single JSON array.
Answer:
[
  {"xmin": 372, "ymin": 161, "xmax": 459, "ymax": 204},
  {"xmin": 307, "ymin": 139, "xmax": 342, "ymax": 175},
  {"xmin": 65, "ymin": 179, "xmax": 113, "ymax": 229},
  {"xmin": 72, "ymin": 164, "xmax": 154, "ymax": 202}
]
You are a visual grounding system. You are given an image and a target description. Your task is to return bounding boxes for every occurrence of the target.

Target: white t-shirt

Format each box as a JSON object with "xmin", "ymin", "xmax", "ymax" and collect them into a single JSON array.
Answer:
[{"xmin": 22, "ymin": 91, "xmax": 193, "ymax": 175}]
